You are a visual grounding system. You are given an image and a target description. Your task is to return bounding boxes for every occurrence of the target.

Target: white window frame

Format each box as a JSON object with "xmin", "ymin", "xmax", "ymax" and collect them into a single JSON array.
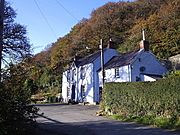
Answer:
[
  {"xmin": 67, "ymin": 70, "xmax": 70, "ymax": 81},
  {"xmin": 115, "ymin": 68, "xmax": 120, "ymax": 78},
  {"xmin": 80, "ymin": 67, "xmax": 85, "ymax": 80},
  {"xmin": 72, "ymin": 69, "xmax": 76, "ymax": 81}
]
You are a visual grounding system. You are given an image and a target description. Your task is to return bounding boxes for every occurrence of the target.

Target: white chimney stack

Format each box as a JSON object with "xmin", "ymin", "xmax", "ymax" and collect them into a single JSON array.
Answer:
[
  {"xmin": 142, "ymin": 29, "xmax": 145, "ymax": 40},
  {"xmin": 139, "ymin": 29, "xmax": 149, "ymax": 51}
]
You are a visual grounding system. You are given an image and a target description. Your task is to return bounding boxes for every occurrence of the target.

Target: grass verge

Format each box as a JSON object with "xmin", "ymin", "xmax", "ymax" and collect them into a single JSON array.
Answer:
[{"xmin": 110, "ymin": 114, "xmax": 180, "ymax": 130}]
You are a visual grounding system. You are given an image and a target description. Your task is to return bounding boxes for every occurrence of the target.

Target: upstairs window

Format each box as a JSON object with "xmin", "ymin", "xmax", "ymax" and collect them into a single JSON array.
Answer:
[
  {"xmin": 115, "ymin": 68, "xmax": 120, "ymax": 78},
  {"xmin": 140, "ymin": 66, "xmax": 146, "ymax": 72},
  {"xmin": 72, "ymin": 69, "xmax": 76, "ymax": 81},
  {"xmin": 67, "ymin": 70, "xmax": 70, "ymax": 81},
  {"xmin": 80, "ymin": 67, "xmax": 85, "ymax": 80}
]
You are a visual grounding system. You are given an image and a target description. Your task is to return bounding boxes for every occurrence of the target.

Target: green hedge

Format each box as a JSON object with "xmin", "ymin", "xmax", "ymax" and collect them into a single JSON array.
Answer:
[{"xmin": 101, "ymin": 76, "xmax": 180, "ymax": 128}]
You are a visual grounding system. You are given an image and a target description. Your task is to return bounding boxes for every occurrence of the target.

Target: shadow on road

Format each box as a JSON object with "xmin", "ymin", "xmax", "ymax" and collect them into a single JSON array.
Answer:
[
  {"xmin": 37, "ymin": 114, "xmax": 96, "ymax": 135},
  {"xmin": 73, "ymin": 120, "xmax": 180, "ymax": 135},
  {"xmin": 37, "ymin": 114, "xmax": 180, "ymax": 135},
  {"xmin": 34, "ymin": 103, "xmax": 69, "ymax": 107}
]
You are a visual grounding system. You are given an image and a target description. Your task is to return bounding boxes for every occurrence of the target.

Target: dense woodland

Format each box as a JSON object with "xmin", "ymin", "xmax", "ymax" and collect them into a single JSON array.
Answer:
[{"xmin": 27, "ymin": 0, "xmax": 180, "ymax": 95}]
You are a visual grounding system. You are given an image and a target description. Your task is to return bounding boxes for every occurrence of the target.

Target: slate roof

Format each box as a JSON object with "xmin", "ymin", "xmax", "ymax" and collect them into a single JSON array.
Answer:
[
  {"xmin": 74, "ymin": 60, "xmax": 82, "ymax": 67},
  {"xmin": 104, "ymin": 49, "xmax": 140, "ymax": 69},
  {"xmin": 74, "ymin": 48, "xmax": 109, "ymax": 67}
]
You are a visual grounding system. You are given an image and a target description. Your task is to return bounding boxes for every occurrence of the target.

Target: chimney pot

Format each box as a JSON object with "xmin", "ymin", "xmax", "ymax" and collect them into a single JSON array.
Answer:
[
  {"xmin": 140, "ymin": 40, "xmax": 149, "ymax": 51},
  {"xmin": 74, "ymin": 55, "xmax": 81, "ymax": 61},
  {"xmin": 107, "ymin": 39, "xmax": 116, "ymax": 49}
]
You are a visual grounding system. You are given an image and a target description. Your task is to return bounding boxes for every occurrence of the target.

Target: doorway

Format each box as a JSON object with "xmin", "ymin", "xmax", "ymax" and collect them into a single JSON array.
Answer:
[{"xmin": 71, "ymin": 85, "xmax": 75, "ymax": 100}]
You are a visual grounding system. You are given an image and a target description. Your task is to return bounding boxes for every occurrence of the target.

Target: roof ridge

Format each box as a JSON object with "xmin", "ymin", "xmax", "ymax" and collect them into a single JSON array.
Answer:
[
  {"xmin": 104, "ymin": 49, "xmax": 140, "ymax": 69},
  {"xmin": 78, "ymin": 49, "xmax": 109, "ymax": 66}
]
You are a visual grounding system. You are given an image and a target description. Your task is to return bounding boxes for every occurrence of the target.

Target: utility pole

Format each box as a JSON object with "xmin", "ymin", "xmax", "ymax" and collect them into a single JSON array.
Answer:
[
  {"xmin": 100, "ymin": 39, "xmax": 105, "ymax": 87},
  {"xmin": 0, "ymin": 0, "xmax": 4, "ymax": 80}
]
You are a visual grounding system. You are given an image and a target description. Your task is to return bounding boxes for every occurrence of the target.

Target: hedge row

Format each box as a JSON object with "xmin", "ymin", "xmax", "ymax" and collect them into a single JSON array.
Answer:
[{"xmin": 101, "ymin": 76, "xmax": 180, "ymax": 120}]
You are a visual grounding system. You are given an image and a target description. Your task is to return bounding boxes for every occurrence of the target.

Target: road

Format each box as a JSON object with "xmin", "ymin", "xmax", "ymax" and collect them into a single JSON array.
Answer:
[{"xmin": 36, "ymin": 104, "xmax": 180, "ymax": 135}]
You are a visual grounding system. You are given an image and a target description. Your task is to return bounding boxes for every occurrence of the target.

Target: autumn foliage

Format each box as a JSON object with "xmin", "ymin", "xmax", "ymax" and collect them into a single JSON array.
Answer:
[{"xmin": 30, "ymin": 0, "xmax": 180, "ymax": 93}]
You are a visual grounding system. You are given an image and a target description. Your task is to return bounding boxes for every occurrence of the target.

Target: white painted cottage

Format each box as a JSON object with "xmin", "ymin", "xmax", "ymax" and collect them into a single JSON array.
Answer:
[
  {"xmin": 62, "ymin": 36, "xmax": 167, "ymax": 104},
  {"xmin": 99, "ymin": 40, "xmax": 167, "ymax": 85},
  {"xmin": 62, "ymin": 47, "xmax": 119, "ymax": 104}
]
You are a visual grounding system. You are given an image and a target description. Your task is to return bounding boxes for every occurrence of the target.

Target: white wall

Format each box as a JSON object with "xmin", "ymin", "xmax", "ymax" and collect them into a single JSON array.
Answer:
[
  {"xmin": 62, "ymin": 63, "xmax": 80, "ymax": 103},
  {"xmin": 131, "ymin": 50, "xmax": 167, "ymax": 82},
  {"xmin": 78, "ymin": 63, "xmax": 94, "ymax": 103},
  {"xmin": 69, "ymin": 63, "xmax": 80, "ymax": 102},
  {"xmin": 62, "ymin": 48, "xmax": 119, "ymax": 104},
  {"xmin": 99, "ymin": 65, "xmax": 131, "ymax": 84},
  {"xmin": 100, "ymin": 50, "xmax": 167, "ymax": 84},
  {"xmin": 94, "ymin": 49, "xmax": 119, "ymax": 102},
  {"xmin": 77, "ymin": 48, "xmax": 119, "ymax": 103},
  {"xmin": 140, "ymin": 74, "xmax": 156, "ymax": 82},
  {"xmin": 62, "ymin": 70, "xmax": 69, "ymax": 102}
]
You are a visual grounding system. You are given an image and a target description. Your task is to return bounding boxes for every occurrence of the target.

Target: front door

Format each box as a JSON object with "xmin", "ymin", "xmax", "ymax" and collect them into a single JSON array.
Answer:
[
  {"xmin": 71, "ymin": 85, "xmax": 75, "ymax": 100},
  {"xmin": 99, "ymin": 87, "xmax": 103, "ymax": 102},
  {"xmin": 81, "ymin": 85, "xmax": 85, "ymax": 102}
]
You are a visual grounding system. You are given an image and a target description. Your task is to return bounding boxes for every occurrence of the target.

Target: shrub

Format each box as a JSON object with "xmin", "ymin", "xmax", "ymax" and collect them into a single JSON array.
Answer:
[
  {"xmin": 166, "ymin": 70, "xmax": 180, "ymax": 78},
  {"xmin": 0, "ymin": 64, "xmax": 39, "ymax": 135},
  {"xmin": 101, "ymin": 76, "xmax": 180, "ymax": 128}
]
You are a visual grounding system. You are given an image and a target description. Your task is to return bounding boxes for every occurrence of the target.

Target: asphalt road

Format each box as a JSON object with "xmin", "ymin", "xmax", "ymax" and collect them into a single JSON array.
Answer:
[{"xmin": 36, "ymin": 104, "xmax": 180, "ymax": 135}]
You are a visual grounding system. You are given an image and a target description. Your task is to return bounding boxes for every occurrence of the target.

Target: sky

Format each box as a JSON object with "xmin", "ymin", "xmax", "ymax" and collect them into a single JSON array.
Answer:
[{"xmin": 7, "ymin": 0, "xmax": 130, "ymax": 54}]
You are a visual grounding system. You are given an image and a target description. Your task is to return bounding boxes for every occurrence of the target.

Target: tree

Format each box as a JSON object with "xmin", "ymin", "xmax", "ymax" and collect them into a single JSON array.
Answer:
[
  {"xmin": 0, "ymin": 63, "xmax": 39, "ymax": 135},
  {"xmin": 0, "ymin": 3, "xmax": 38, "ymax": 134},
  {"xmin": 2, "ymin": 2, "xmax": 31, "ymax": 66},
  {"xmin": 0, "ymin": 0, "xmax": 5, "ymax": 78},
  {"xmin": 120, "ymin": 0, "xmax": 180, "ymax": 58}
]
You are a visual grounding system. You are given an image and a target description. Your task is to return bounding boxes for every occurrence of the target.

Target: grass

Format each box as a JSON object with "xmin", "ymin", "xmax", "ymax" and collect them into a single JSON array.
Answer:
[{"xmin": 110, "ymin": 114, "xmax": 180, "ymax": 130}]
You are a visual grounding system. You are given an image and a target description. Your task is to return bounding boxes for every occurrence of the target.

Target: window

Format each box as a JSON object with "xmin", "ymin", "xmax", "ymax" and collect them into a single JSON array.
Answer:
[
  {"xmin": 67, "ymin": 70, "xmax": 70, "ymax": 81},
  {"xmin": 72, "ymin": 69, "xmax": 76, "ymax": 81},
  {"xmin": 115, "ymin": 68, "xmax": 120, "ymax": 78},
  {"xmin": 80, "ymin": 67, "xmax": 85, "ymax": 79},
  {"xmin": 67, "ymin": 87, "xmax": 70, "ymax": 97},
  {"xmin": 103, "ymin": 71, "xmax": 106, "ymax": 78},
  {"xmin": 81, "ymin": 85, "xmax": 85, "ymax": 99},
  {"xmin": 99, "ymin": 87, "xmax": 103, "ymax": 101},
  {"xmin": 140, "ymin": 66, "xmax": 146, "ymax": 72},
  {"xmin": 136, "ymin": 76, "xmax": 141, "ymax": 82}
]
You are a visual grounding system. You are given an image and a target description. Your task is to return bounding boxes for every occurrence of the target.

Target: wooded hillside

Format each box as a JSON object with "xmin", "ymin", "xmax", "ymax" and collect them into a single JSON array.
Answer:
[{"xmin": 29, "ymin": 0, "xmax": 180, "ymax": 94}]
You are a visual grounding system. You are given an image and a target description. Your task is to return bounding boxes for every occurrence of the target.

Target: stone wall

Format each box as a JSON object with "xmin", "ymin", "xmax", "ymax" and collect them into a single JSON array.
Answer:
[{"xmin": 169, "ymin": 54, "xmax": 180, "ymax": 70}]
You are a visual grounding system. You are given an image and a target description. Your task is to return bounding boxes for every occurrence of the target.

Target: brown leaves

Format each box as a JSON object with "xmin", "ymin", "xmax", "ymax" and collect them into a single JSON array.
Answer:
[{"xmin": 33, "ymin": 0, "xmax": 180, "ymax": 81}]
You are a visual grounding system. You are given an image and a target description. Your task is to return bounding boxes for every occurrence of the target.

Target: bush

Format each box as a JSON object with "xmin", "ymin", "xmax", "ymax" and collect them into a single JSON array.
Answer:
[
  {"xmin": 166, "ymin": 70, "xmax": 180, "ymax": 78},
  {"xmin": 101, "ymin": 76, "xmax": 180, "ymax": 129},
  {"xmin": 0, "ymin": 64, "xmax": 39, "ymax": 135}
]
